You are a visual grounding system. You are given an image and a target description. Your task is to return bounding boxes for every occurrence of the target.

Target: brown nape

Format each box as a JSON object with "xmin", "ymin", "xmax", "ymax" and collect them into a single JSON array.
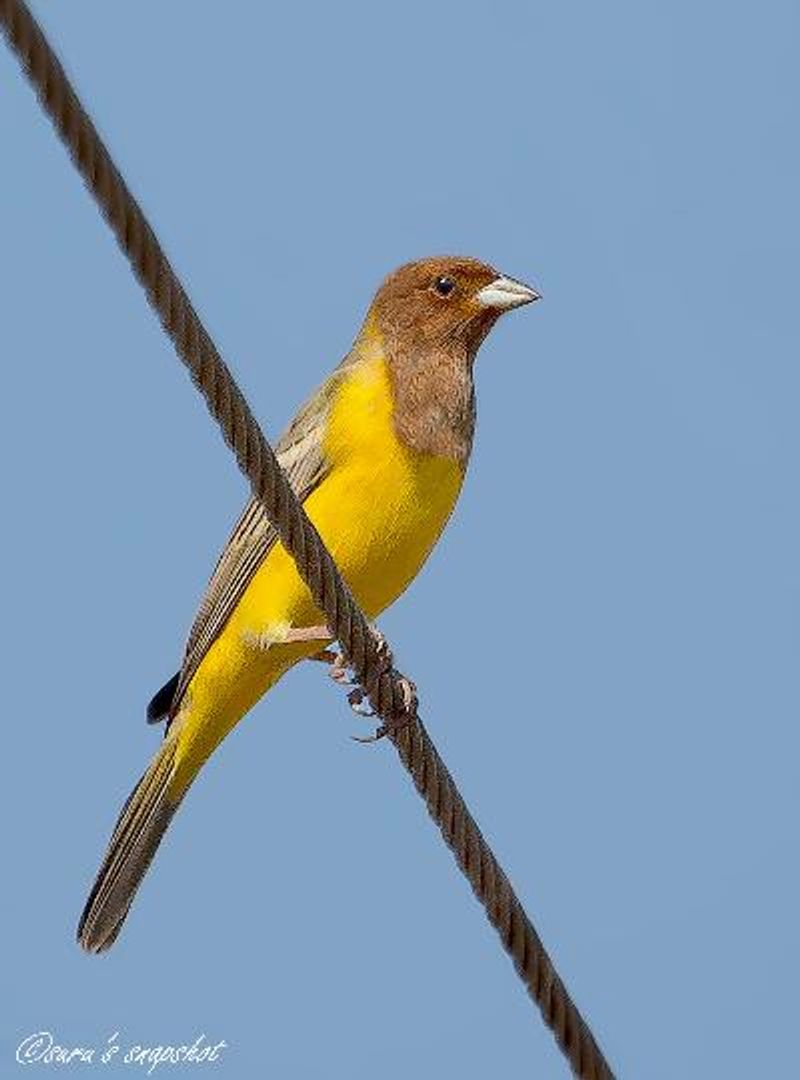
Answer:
[{"xmin": 371, "ymin": 257, "xmax": 503, "ymax": 463}]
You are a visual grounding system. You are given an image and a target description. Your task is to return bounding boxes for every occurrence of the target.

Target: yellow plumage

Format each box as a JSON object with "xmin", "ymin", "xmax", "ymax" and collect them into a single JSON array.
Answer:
[
  {"xmin": 77, "ymin": 254, "xmax": 537, "ymax": 952},
  {"xmin": 171, "ymin": 350, "xmax": 463, "ymax": 793}
]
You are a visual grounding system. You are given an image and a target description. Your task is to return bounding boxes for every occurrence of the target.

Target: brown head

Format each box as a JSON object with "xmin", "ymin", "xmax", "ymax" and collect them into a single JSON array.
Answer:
[{"xmin": 360, "ymin": 256, "xmax": 539, "ymax": 463}]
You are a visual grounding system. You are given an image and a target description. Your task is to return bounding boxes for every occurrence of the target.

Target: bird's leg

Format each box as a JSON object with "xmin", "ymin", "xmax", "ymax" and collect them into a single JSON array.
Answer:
[
  {"xmin": 275, "ymin": 625, "xmax": 339, "ymax": 667},
  {"xmin": 292, "ymin": 626, "xmax": 353, "ymax": 685},
  {"xmin": 315, "ymin": 649, "xmax": 352, "ymax": 686},
  {"xmin": 284, "ymin": 624, "xmax": 332, "ymax": 646},
  {"xmin": 298, "ymin": 624, "xmax": 416, "ymax": 741}
]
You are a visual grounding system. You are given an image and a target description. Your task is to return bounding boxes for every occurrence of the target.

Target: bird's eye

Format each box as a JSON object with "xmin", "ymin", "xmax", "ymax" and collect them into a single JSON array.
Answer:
[{"xmin": 432, "ymin": 275, "xmax": 456, "ymax": 298}]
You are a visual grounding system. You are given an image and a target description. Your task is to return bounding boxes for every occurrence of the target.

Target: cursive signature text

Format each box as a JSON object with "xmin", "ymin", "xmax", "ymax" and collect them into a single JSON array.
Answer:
[{"xmin": 16, "ymin": 1032, "xmax": 227, "ymax": 1074}]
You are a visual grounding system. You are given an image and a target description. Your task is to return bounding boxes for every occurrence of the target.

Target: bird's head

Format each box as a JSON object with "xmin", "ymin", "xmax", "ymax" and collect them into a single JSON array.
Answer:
[
  {"xmin": 367, "ymin": 255, "xmax": 539, "ymax": 360},
  {"xmin": 354, "ymin": 256, "xmax": 539, "ymax": 462}
]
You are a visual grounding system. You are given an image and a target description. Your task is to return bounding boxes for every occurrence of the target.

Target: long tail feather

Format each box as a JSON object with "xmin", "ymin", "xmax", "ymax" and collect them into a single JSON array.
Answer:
[{"xmin": 77, "ymin": 736, "xmax": 181, "ymax": 953}]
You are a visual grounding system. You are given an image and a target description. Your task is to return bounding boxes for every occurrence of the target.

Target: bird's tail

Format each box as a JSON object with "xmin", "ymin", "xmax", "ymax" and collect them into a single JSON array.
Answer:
[{"xmin": 77, "ymin": 733, "xmax": 183, "ymax": 953}]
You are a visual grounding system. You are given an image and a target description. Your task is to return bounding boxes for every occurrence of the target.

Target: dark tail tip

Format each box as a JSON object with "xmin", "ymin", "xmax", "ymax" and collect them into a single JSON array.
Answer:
[{"xmin": 146, "ymin": 671, "xmax": 180, "ymax": 724}]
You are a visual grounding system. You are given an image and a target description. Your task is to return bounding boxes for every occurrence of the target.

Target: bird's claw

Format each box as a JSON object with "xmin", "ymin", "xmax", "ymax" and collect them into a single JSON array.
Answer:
[
  {"xmin": 347, "ymin": 685, "xmax": 375, "ymax": 717},
  {"xmin": 329, "ymin": 652, "xmax": 354, "ymax": 686},
  {"xmin": 369, "ymin": 628, "xmax": 394, "ymax": 674},
  {"xmin": 349, "ymin": 669, "xmax": 417, "ymax": 742},
  {"xmin": 310, "ymin": 624, "xmax": 416, "ymax": 742},
  {"xmin": 350, "ymin": 706, "xmax": 415, "ymax": 744}
]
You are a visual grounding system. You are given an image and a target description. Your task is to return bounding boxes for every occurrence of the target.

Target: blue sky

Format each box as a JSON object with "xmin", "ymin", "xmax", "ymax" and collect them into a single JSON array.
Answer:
[{"xmin": 2, "ymin": 1, "xmax": 799, "ymax": 1077}]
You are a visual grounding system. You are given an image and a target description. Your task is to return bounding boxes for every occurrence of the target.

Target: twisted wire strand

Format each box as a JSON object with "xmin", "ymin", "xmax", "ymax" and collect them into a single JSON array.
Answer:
[{"xmin": 1, "ymin": 3, "xmax": 614, "ymax": 1076}]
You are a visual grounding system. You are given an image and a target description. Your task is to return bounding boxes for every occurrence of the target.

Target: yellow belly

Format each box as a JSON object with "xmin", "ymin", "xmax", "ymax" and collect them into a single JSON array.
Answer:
[{"xmin": 172, "ymin": 356, "xmax": 464, "ymax": 790}]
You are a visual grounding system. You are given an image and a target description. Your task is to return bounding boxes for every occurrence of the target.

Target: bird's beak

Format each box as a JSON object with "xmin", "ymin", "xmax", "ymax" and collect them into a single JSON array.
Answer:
[{"xmin": 476, "ymin": 275, "xmax": 541, "ymax": 310}]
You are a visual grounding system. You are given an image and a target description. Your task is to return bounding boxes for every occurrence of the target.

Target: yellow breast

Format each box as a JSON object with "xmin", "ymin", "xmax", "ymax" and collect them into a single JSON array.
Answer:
[
  {"xmin": 315, "ymin": 355, "xmax": 465, "ymax": 616},
  {"xmin": 227, "ymin": 354, "xmax": 464, "ymax": 637},
  {"xmin": 173, "ymin": 351, "xmax": 464, "ymax": 787},
  {"xmin": 238, "ymin": 354, "xmax": 464, "ymax": 632}
]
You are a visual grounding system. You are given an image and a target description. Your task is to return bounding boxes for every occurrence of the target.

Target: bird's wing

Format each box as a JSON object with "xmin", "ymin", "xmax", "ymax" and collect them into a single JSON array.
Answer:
[{"xmin": 164, "ymin": 367, "xmax": 348, "ymax": 717}]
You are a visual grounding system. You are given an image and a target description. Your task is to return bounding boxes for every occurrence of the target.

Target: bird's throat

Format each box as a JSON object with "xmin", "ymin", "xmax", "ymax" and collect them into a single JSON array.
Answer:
[{"xmin": 357, "ymin": 313, "xmax": 476, "ymax": 464}]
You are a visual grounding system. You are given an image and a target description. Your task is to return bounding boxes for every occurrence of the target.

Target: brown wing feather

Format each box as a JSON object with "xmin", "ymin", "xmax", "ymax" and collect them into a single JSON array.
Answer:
[{"xmin": 165, "ymin": 361, "xmax": 356, "ymax": 716}]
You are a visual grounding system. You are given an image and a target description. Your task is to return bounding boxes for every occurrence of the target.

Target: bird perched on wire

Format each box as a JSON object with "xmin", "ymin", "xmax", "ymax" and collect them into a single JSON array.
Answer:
[{"xmin": 77, "ymin": 255, "xmax": 539, "ymax": 952}]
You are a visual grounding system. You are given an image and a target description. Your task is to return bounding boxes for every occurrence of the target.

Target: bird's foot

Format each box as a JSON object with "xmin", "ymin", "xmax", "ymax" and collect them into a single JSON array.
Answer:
[
  {"xmin": 305, "ymin": 625, "xmax": 416, "ymax": 741},
  {"xmin": 349, "ymin": 629, "xmax": 417, "ymax": 742},
  {"xmin": 301, "ymin": 629, "xmax": 354, "ymax": 686},
  {"xmin": 349, "ymin": 672, "xmax": 417, "ymax": 743}
]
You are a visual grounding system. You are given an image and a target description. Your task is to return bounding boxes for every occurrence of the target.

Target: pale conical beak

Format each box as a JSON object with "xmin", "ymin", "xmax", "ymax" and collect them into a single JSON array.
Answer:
[{"xmin": 476, "ymin": 275, "xmax": 541, "ymax": 310}]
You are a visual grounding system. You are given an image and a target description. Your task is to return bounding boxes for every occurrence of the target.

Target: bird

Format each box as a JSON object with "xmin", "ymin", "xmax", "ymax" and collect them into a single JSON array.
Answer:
[{"xmin": 77, "ymin": 255, "xmax": 539, "ymax": 952}]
